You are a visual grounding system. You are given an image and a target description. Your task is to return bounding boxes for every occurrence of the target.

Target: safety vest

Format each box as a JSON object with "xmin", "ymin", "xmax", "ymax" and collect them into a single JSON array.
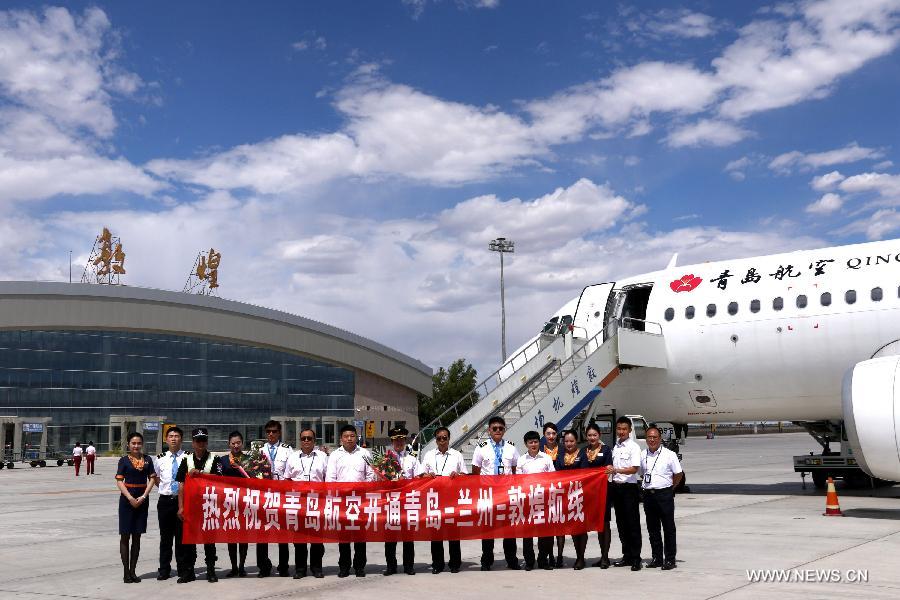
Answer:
[{"xmin": 185, "ymin": 452, "xmax": 215, "ymax": 474}]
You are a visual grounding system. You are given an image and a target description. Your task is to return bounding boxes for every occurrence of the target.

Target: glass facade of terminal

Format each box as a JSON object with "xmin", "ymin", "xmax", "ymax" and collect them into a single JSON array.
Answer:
[{"xmin": 0, "ymin": 330, "xmax": 355, "ymax": 453}]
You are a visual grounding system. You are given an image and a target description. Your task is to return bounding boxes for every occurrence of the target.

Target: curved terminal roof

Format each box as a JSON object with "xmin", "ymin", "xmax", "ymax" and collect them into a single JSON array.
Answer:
[{"xmin": 0, "ymin": 282, "xmax": 433, "ymax": 396}]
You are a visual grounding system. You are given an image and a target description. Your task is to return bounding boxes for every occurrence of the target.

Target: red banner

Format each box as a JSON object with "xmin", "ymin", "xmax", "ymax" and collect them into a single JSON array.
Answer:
[{"xmin": 182, "ymin": 471, "xmax": 607, "ymax": 544}]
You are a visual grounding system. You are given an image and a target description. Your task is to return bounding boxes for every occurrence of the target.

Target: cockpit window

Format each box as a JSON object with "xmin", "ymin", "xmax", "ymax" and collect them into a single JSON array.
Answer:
[{"xmin": 542, "ymin": 317, "xmax": 559, "ymax": 334}]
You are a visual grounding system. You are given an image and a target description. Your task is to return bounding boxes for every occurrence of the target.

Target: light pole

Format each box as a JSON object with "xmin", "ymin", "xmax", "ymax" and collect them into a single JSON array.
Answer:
[{"xmin": 489, "ymin": 237, "xmax": 515, "ymax": 362}]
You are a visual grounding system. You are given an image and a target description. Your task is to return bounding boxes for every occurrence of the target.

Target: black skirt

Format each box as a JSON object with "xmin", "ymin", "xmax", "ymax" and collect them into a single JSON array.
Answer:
[{"xmin": 118, "ymin": 485, "xmax": 150, "ymax": 534}]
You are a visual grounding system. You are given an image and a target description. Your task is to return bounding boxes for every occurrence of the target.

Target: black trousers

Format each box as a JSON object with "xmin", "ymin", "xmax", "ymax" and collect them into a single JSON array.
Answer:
[
  {"xmin": 385, "ymin": 541, "xmax": 415, "ymax": 569},
  {"xmin": 611, "ymin": 482, "xmax": 642, "ymax": 561},
  {"xmin": 643, "ymin": 487, "xmax": 676, "ymax": 562},
  {"xmin": 522, "ymin": 537, "xmax": 553, "ymax": 567},
  {"xmin": 481, "ymin": 538, "xmax": 518, "ymax": 567},
  {"xmin": 157, "ymin": 495, "xmax": 186, "ymax": 575},
  {"xmin": 227, "ymin": 543, "xmax": 248, "ymax": 568},
  {"xmin": 185, "ymin": 543, "xmax": 217, "ymax": 568},
  {"xmin": 256, "ymin": 543, "xmax": 289, "ymax": 574},
  {"xmin": 338, "ymin": 542, "xmax": 366, "ymax": 572},
  {"xmin": 430, "ymin": 540, "xmax": 461, "ymax": 570},
  {"xmin": 294, "ymin": 543, "xmax": 324, "ymax": 572}
]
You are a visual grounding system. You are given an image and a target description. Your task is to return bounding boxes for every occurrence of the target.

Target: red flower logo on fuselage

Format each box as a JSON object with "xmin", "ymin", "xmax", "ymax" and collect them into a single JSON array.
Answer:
[{"xmin": 670, "ymin": 274, "xmax": 702, "ymax": 292}]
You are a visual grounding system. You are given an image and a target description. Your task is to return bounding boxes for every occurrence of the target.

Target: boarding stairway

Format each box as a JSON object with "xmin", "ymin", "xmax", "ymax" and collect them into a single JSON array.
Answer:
[{"xmin": 418, "ymin": 319, "xmax": 668, "ymax": 460}]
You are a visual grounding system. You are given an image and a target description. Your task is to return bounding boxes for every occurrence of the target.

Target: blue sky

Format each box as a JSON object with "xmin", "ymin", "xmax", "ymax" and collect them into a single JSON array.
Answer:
[{"xmin": 1, "ymin": 1, "xmax": 899, "ymax": 376}]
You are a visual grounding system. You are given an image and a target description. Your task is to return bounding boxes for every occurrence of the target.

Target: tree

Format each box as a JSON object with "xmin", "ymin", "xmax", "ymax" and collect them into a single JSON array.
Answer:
[{"xmin": 417, "ymin": 358, "xmax": 479, "ymax": 428}]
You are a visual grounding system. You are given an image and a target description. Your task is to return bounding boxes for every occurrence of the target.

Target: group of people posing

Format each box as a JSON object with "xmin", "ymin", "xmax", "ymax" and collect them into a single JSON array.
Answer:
[{"xmin": 114, "ymin": 415, "xmax": 682, "ymax": 584}]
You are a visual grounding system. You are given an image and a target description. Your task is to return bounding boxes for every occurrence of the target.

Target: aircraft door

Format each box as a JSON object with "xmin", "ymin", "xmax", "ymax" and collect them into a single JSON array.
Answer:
[{"xmin": 573, "ymin": 283, "xmax": 616, "ymax": 340}]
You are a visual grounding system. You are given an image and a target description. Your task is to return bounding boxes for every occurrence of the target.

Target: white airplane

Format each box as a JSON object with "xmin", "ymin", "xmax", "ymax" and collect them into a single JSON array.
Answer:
[{"xmin": 516, "ymin": 238, "xmax": 900, "ymax": 483}]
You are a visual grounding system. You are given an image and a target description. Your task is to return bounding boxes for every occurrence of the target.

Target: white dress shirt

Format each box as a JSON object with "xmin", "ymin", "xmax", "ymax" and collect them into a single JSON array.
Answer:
[
  {"xmin": 85, "ymin": 445, "xmax": 96, "ymax": 456},
  {"xmin": 284, "ymin": 448, "xmax": 328, "ymax": 482},
  {"xmin": 611, "ymin": 437, "xmax": 642, "ymax": 484},
  {"xmin": 471, "ymin": 439, "xmax": 519, "ymax": 475},
  {"xmin": 517, "ymin": 451, "xmax": 555, "ymax": 474},
  {"xmin": 72, "ymin": 446, "xmax": 83, "ymax": 457},
  {"xmin": 421, "ymin": 448, "xmax": 468, "ymax": 477},
  {"xmin": 153, "ymin": 449, "xmax": 186, "ymax": 496},
  {"xmin": 325, "ymin": 445, "xmax": 374, "ymax": 482},
  {"xmin": 396, "ymin": 450, "xmax": 423, "ymax": 479},
  {"xmin": 640, "ymin": 446, "xmax": 683, "ymax": 490},
  {"xmin": 263, "ymin": 441, "xmax": 293, "ymax": 480}
]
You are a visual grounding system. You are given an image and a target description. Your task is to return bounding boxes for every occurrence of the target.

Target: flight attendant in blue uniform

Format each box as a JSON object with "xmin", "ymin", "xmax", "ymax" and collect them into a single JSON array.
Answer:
[
  {"xmin": 214, "ymin": 430, "xmax": 251, "ymax": 577},
  {"xmin": 115, "ymin": 432, "xmax": 158, "ymax": 583},
  {"xmin": 554, "ymin": 430, "xmax": 587, "ymax": 569},
  {"xmin": 579, "ymin": 422, "xmax": 614, "ymax": 569}
]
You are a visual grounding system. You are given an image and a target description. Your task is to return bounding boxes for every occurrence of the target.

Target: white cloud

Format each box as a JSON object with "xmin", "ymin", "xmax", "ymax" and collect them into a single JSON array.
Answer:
[
  {"xmin": 0, "ymin": 7, "xmax": 142, "ymax": 138},
  {"xmin": 666, "ymin": 119, "xmax": 751, "ymax": 147},
  {"xmin": 0, "ymin": 8, "xmax": 162, "ymax": 203},
  {"xmin": 649, "ymin": 10, "xmax": 718, "ymax": 39},
  {"xmin": 874, "ymin": 160, "xmax": 895, "ymax": 170},
  {"xmin": 810, "ymin": 170, "xmax": 845, "ymax": 190},
  {"xmin": 623, "ymin": 155, "xmax": 641, "ymax": 167},
  {"xmin": 839, "ymin": 172, "xmax": 900, "ymax": 197},
  {"xmin": 805, "ymin": 192, "xmax": 843, "ymax": 214},
  {"xmin": 714, "ymin": 0, "xmax": 900, "ymax": 120},
  {"xmin": 769, "ymin": 142, "xmax": 884, "ymax": 173},
  {"xmin": 837, "ymin": 208, "xmax": 900, "ymax": 240}
]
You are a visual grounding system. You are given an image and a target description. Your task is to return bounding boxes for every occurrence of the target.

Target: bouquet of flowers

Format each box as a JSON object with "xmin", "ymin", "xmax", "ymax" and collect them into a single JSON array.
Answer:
[
  {"xmin": 365, "ymin": 448, "xmax": 402, "ymax": 481},
  {"xmin": 241, "ymin": 440, "xmax": 272, "ymax": 479}
]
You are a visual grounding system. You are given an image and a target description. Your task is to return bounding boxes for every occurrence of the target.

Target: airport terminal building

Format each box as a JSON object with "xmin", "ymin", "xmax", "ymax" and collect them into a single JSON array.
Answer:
[{"xmin": 0, "ymin": 282, "xmax": 432, "ymax": 456}]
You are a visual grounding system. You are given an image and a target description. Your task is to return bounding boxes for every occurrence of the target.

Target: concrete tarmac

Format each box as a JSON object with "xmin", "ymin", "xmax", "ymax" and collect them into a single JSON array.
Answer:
[{"xmin": 1, "ymin": 432, "xmax": 899, "ymax": 599}]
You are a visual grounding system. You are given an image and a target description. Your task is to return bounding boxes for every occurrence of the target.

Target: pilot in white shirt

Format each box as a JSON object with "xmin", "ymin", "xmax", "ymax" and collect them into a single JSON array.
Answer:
[
  {"xmin": 471, "ymin": 417, "xmax": 520, "ymax": 570},
  {"xmin": 607, "ymin": 417, "xmax": 643, "ymax": 571},
  {"xmin": 640, "ymin": 426, "xmax": 683, "ymax": 571},
  {"xmin": 151, "ymin": 426, "xmax": 187, "ymax": 580},
  {"xmin": 382, "ymin": 427, "xmax": 421, "ymax": 575},
  {"xmin": 257, "ymin": 420, "xmax": 293, "ymax": 577}
]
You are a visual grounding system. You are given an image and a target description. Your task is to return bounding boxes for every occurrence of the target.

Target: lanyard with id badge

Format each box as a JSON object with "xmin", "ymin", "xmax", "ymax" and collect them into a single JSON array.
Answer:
[
  {"xmin": 644, "ymin": 450, "xmax": 662, "ymax": 486},
  {"xmin": 300, "ymin": 453, "xmax": 316, "ymax": 481}
]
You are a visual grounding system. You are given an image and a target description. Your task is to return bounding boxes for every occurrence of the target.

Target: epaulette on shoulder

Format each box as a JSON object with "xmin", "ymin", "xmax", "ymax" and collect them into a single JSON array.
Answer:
[
  {"xmin": 281, "ymin": 443, "xmax": 291, "ymax": 448},
  {"xmin": 478, "ymin": 441, "xmax": 488, "ymax": 447},
  {"xmin": 186, "ymin": 451, "xmax": 193, "ymax": 456},
  {"xmin": 506, "ymin": 440, "xmax": 515, "ymax": 446},
  {"xmin": 156, "ymin": 453, "xmax": 165, "ymax": 459}
]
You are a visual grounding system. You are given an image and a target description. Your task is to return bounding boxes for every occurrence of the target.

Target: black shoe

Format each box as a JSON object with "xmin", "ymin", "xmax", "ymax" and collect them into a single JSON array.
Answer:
[
  {"xmin": 337, "ymin": 570, "xmax": 350, "ymax": 578},
  {"xmin": 431, "ymin": 567, "xmax": 443, "ymax": 574},
  {"xmin": 524, "ymin": 563, "xmax": 533, "ymax": 571},
  {"xmin": 596, "ymin": 557, "xmax": 610, "ymax": 569},
  {"xmin": 355, "ymin": 569, "xmax": 366, "ymax": 578},
  {"xmin": 382, "ymin": 566, "xmax": 397, "ymax": 576},
  {"xmin": 404, "ymin": 567, "xmax": 415, "ymax": 575},
  {"xmin": 226, "ymin": 568, "xmax": 238, "ymax": 578},
  {"xmin": 507, "ymin": 562, "xmax": 521, "ymax": 570},
  {"xmin": 278, "ymin": 568, "xmax": 290, "ymax": 577},
  {"xmin": 646, "ymin": 559, "xmax": 663, "ymax": 569},
  {"xmin": 631, "ymin": 560, "xmax": 642, "ymax": 572},
  {"xmin": 206, "ymin": 568, "xmax": 218, "ymax": 583},
  {"xmin": 542, "ymin": 562, "xmax": 554, "ymax": 571},
  {"xmin": 294, "ymin": 569, "xmax": 307, "ymax": 579},
  {"xmin": 613, "ymin": 559, "xmax": 631, "ymax": 568},
  {"xmin": 555, "ymin": 555, "xmax": 564, "ymax": 568},
  {"xmin": 157, "ymin": 570, "xmax": 170, "ymax": 581},
  {"xmin": 449, "ymin": 567, "xmax": 460, "ymax": 573},
  {"xmin": 662, "ymin": 561, "xmax": 677, "ymax": 571},
  {"xmin": 123, "ymin": 570, "xmax": 132, "ymax": 584},
  {"xmin": 573, "ymin": 559, "xmax": 585, "ymax": 571},
  {"xmin": 176, "ymin": 575, "xmax": 190, "ymax": 584},
  {"xmin": 311, "ymin": 569, "xmax": 324, "ymax": 578},
  {"xmin": 480, "ymin": 565, "xmax": 491, "ymax": 571},
  {"xmin": 238, "ymin": 567, "xmax": 247, "ymax": 578},
  {"xmin": 257, "ymin": 569, "xmax": 270, "ymax": 578}
]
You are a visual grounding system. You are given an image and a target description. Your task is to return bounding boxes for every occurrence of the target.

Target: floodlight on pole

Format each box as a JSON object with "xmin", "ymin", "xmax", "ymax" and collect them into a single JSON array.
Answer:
[{"xmin": 489, "ymin": 237, "xmax": 515, "ymax": 362}]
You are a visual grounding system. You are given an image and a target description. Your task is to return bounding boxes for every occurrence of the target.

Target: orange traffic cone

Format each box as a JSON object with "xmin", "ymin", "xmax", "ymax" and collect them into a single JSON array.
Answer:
[{"xmin": 823, "ymin": 477, "xmax": 843, "ymax": 516}]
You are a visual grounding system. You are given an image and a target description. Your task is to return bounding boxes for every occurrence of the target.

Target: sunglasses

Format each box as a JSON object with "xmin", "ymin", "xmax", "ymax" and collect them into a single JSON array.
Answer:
[
  {"xmin": 300, "ymin": 436, "xmax": 315, "ymax": 441},
  {"xmin": 265, "ymin": 429, "xmax": 280, "ymax": 434},
  {"xmin": 435, "ymin": 436, "xmax": 449, "ymax": 441},
  {"xmin": 490, "ymin": 426, "xmax": 505, "ymax": 432}
]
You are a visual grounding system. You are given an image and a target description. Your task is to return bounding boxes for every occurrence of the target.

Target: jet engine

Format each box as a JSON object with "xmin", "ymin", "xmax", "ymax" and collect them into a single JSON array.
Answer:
[{"xmin": 842, "ymin": 355, "xmax": 900, "ymax": 481}]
